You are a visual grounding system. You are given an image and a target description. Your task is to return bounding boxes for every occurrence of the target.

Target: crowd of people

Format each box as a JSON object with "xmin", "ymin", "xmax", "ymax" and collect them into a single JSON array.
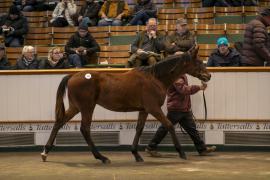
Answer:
[{"xmin": 0, "ymin": 1, "xmax": 270, "ymax": 69}]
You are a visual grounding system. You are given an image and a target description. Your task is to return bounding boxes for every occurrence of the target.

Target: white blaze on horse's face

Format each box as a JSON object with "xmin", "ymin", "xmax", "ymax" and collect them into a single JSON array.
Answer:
[{"xmin": 85, "ymin": 73, "xmax": 92, "ymax": 79}]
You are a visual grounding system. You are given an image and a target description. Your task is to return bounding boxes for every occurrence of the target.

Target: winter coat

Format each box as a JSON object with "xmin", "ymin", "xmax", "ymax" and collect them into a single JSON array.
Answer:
[
  {"xmin": 133, "ymin": 0, "xmax": 157, "ymax": 17},
  {"xmin": 0, "ymin": 13, "xmax": 28, "ymax": 44},
  {"xmin": 241, "ymin": 16, "xmax": 270, "ymax": 66},
  {"xmin": 51, "ymin": 1, "xmax": 77, "ymax": 26},
  {"xmin": 38, "ymin": 57, "xmax": 70, "ymax": 69},
  {"xmin": 167, "ymin": 75, "xmax": 201, "ymax": 112},
  {"xmin": 207, "ymin": 48, "xmax": 242, "ymax": 67},
  {"xmin": 15, "ymin": 56, "xmax": 40, "ymax": 69},
  {"xmin": 165, "ymin": 30, "xmax": 195, "ymax": 54}
]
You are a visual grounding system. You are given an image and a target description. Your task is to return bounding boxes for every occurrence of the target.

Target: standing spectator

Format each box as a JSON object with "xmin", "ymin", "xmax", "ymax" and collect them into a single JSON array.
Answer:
[
  {"xmin": 0, "ymin": 45, "xmax": 10, "ymax": 70},
  {"xmin": 98, "ymin": 0, "xmax": 130, "ymax": 26},
  {"xmin": 127, "ymin": 18, "xmax": 165, "ymax": 67},
  {"xmin": 65, "ymin": 23, "xmax": 100, "ymax": 68},
  {"xmin": 145, "ymin": 75, "xmax": 216, "ymax": 157},
  {"xmin": 50, "ymin": 0, "xmax": 77, "ymax": 27},
  {"xmin": 15, "ymin": 46, "xmax": 39, "ymax": 69},
  {"xmin": 241, "ymin": 8, "xmax": 270, "ymax": 66},
  {"xmin": 0, "ymin": 5, "xmax": 28, "ymax": 47},
  {"xmin": 128, "ymin": 0, "xmax": 157, "ymax": 26},
  {"xmin": 78, "ymin": 0, "xmax": 101, "ymax": 27},
  {"xmin": 39, "ymin": 47, "xmax": 70, "ymax": 69},
  {"xmin": 207, "ymin": 37, "xmax": 242, "ymax": 67},
  {"xmin": 165, "ymin": 18, "xmax": 195, "ymax": 56}
]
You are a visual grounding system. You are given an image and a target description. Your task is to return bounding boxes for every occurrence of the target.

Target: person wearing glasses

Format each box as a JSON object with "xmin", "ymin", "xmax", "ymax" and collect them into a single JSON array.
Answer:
[{"xmin": 39, "ymin": 47, "xmax": 70, "ymax": 69}]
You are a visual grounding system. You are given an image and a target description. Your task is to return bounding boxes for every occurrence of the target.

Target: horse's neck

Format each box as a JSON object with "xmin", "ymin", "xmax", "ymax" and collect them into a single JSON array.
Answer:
[
  {"xmin": 155, "ymin": 70, "xmax": 186, "ymax": 89},
  {"xmin": 137, "ymin": 54, "xmax": 189, "ymax": 88}
]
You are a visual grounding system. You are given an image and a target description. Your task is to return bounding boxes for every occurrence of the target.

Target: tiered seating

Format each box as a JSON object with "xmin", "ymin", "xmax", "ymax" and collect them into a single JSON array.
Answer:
[
  {"xmin": 158, "ymin": 8, "xmax": 186, "ymax": 25},
  {"xmin": 109, "ymin": 26, "xmax": 138, "ymax": 45},
  {"xmin": 195, "ymin": 24, "xmax": 226, "ymax": 44},
  {"xmin": 186, "ymin": 7, "xmax": 214, "ymax": 24},
  {"xmin": 25, "ymin": 27, "xmax": 52, "ymax": 46},
  {"xmin": 97, "ymin": 45, "xmax": 131, "ymax": 67},
  {"xmin": 174, "ymin": 0, "xmax": 202, "ymax": 8},
  {"xmin": 5, "ymin": 47, "xmax": 23, "ymax": 65},
  {"xmin": 22, "ymin": 11, "xmax": 49, "ymax": 28},
  {"xmin": 0, "ymin": 0, "xmax": 13, "ymax": 15}
]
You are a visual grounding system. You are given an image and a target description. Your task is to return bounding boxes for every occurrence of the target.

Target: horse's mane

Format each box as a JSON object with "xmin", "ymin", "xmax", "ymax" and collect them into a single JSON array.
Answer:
[{"xmin": 136, "ymin": 53, "xmax": 190, "ymax": 79}]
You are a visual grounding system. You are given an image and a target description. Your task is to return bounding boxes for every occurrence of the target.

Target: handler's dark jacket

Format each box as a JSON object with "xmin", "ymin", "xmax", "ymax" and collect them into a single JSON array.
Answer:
[
  {"xmin": 131, "ymin": 30, "xmax": 165, "ymax": 54},
  {"xmin": 207, "ymin": 48, "xmax": 242, "ymax": 67},
  {"xmin": 241, "ymin": 15, "xmax": 270, "ymax": 66},
  {"xmin": 165, "ymin": 30, "xmax": 195, "ymax": 54},
  {"xmin": 167, "ymin": 75, "xmax": 201, "ymax": 112}
]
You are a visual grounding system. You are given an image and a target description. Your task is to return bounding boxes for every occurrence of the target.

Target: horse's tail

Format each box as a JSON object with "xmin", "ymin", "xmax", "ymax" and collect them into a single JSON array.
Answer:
[{"xmin": 55, "ymin": 74, "xmax": 72, "ymax": 122}]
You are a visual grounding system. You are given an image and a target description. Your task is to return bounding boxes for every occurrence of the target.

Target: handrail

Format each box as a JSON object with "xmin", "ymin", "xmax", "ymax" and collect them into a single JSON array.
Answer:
[{"xmin": 0, "ymin": 67, "xmax": 270, "ymax": 75}]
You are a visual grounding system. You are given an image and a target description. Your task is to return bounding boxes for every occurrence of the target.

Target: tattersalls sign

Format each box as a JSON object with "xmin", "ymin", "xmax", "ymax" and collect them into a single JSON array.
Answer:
[{"xmin": 0, "ymin": 121, "xmax": 269, "ymax": 133}]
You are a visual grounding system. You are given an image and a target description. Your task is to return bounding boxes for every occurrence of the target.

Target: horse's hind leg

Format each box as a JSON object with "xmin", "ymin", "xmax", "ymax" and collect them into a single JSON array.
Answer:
[
  {"xmin": 80, "ymin": 108, "xmax": 111, "ymax": 164},
  {"xmin": 131, "ymin": 111, "xmax": 148, "ymax": 162},
  {"xmin": 41, "ymin": 106, "xmax": 78, "ymax": 161},
  {"xmin": 150, "ymin": 109, "xmax": 187, "ymax": 160}
]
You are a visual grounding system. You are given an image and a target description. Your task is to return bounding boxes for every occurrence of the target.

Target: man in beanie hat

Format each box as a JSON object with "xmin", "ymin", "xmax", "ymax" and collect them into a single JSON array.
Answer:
[
  {"xmin": 165, "ymin": 18, "xmax": 195, "ymax": 56},
  {"xmin": 65, "ymin": 23, "xmax": 100, "ymax": 67},
  {"xmin": 0, "ymin": 5, "xmax": 28, "ymax": 47},
  {"xmin": 241, "ymin": 8, "xmax": 270, "ymax": 66},
  {"xmin": 207, "ymin": 37, "xmax": 242, "ymax": 67}
]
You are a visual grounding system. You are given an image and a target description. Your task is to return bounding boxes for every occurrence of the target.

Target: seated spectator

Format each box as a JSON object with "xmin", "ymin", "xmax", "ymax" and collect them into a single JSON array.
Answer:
[
  {"xmin": 0, "ymin": 45, "xmax": 10, "ymax": 70},
  {"xmin": 50, "ymin": 0, "xmax": 77, "ymax": 27},
  {"xmin": 241, "ymin": 8, "xmax": 270, "ymax": 66},
  {"xmin": 207, "ymin": 37, "xmax": 242, "ymax": 67},
  {"xmin": 14, "ymin": 0, "xmax": 38, "ymax": 12},
  {"xmin": 165, "ymin": 18, "xmax": 195, "ymax": 56},
  {"xmin": 39, "ymin": 47, "xmax": 70, "ymax": 69},
  {"xmin": 98, "ymin": 0, "xmax": 130, "ymax": 26},
  {"xmin": 65, "ymin": 23, "xmax": 100, "ymax": 68},
  {"xmin": 127, "ymin": 18, "xmax": 165, "ymax": 67},
  {"xmin": 15, "ymin": 46, "xmax": 39, "ymax": 69},
  {"xmin": 78, "ymin": 0, "xmax": 101, "ymax": 27},
  {"xmin": 127, "ymin": 0, "xmax": 157, "ymax": 26},
  {"xmin": 0, "ymin": 6, "xmax": 28, "ymax": 47}
]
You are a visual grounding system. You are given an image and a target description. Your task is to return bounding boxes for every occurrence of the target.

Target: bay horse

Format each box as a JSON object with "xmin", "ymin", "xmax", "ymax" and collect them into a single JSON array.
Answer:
[{"xmin": 41, "ymin": 46, "xmax": 211, "ymax": 164}]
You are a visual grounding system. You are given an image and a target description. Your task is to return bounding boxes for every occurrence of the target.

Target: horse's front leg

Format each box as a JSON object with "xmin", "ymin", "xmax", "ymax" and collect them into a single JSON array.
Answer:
[
  {"xmin": 150, "ymin": 109, "xmax": 187, "ymax": 160},
  {"xmin": 131, "ymin": 111, "xmax": 148, "ymax": 162}
]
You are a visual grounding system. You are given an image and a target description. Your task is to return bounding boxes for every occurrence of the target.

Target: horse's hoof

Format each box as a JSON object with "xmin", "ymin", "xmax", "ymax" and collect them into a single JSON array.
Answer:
[
  {"xmin": 136, "ymin": 157, "xmax": 144, "ymax": 162},
  {"xmin": 41, "ymin": 152, "xmax": 47, "ymax": 162},
  {"xmin": 102, "ymin": 158, "xmax": 111, "ymax": 164},
  {"xmin": 180, "ymin": 153, "xmax": 187, "ymax": 160}
]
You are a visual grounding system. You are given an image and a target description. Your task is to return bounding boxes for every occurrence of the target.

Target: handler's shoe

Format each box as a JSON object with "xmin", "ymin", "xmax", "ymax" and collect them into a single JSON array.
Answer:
[
  {"xmin": 199, "ymin": 146, "xmax": 216, "ymax": 156},
  {"xmin": 145, "ymin": 146, "xmax": 162, "ymax": 157}
]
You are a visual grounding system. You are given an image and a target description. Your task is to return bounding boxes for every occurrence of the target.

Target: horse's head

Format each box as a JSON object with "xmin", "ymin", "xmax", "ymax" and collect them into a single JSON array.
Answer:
[{"xmin": 184, "ymin": 45, "xmax": 211, "ymax": 82}]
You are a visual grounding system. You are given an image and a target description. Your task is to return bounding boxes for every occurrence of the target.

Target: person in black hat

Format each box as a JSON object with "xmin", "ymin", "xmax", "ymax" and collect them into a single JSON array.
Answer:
[
  {"xmin": 65, "ymin": 23, "xmax": 100, "ymax": 67},
  {"xmin": 241, "ymin": 8, "xmax": 270, "ymax": 66},
  {"xmin": 0, "ymin": 45, "xmax": 10, "ymax": 70},
  {"xmin": 0, "ymin": 5, "xmax": 28, "ymax": 47}
]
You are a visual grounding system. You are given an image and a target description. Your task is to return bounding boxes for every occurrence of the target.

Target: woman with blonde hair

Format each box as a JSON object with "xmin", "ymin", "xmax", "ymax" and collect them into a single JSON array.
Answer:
[
  {"xmin": 39, "ymin": 47, "xmax": 70, "ymax": 69},
  {"xmin": 50, "ymin": 0, "xmax": 77, "ymax": 27},
  {"xmin": 15, "ymin": 46, "xmax": 39, "ymax": 69}
]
